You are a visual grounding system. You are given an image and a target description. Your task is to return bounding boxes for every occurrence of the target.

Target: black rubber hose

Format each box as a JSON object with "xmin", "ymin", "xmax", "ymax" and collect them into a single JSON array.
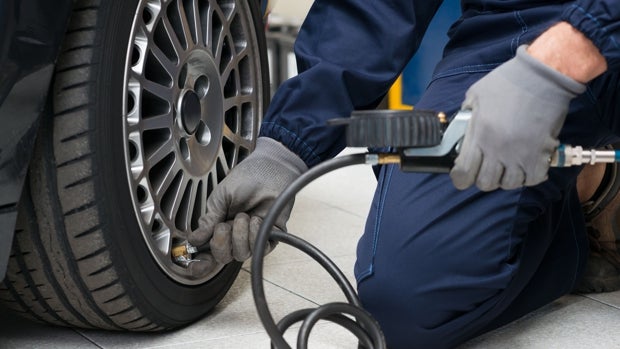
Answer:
[
  {"xmin": 276, "ymin": 309, "xmax": 374, "ymax": 349},
  {"xmin": 297, "ymin": 302, "xmax": 385, "ymax": 349},
  {"xmin": 251, "ymin": 153, "xmax": 387, "ymax": 349}
]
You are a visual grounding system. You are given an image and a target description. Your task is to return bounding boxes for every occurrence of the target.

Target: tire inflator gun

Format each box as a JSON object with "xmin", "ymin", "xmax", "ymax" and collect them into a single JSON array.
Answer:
[{"xmin": 326, "ymin": 109, "xmax": 619, "ymax": 171}]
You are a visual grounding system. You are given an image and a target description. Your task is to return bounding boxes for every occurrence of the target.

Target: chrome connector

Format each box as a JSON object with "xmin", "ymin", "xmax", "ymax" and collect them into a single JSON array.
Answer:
[
  {"xmin": 365, "ymin": 153, "xmax": 402, "ymax": 166},
  {"xmin": 551, "ymin": 145, "xmax": 618, "ymax": 167}
]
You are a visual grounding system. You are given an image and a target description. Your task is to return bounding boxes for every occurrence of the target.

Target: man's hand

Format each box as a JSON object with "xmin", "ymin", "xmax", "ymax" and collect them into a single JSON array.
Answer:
[
  {"xmin": 189, "ymin": 137, "xmax": 308, "ymax": 264},
  {"xmin": 450, "ymin": 21, "xmax": 608, "ymax": 192},
  {"xmin": 450, "ymin": 45, "xmax": 586, "ymax": 191}
]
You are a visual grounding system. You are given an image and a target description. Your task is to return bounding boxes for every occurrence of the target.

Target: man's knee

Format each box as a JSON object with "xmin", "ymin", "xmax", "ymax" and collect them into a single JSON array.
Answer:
[{"xmin": 357, "ymin": 265, "xmax": 504, "ymax": 349}]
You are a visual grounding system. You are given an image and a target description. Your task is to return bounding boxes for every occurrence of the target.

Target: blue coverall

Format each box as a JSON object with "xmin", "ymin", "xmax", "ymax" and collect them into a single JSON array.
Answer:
[{"xmin": 260, "ymin": 1, "xmax": 620, "ymax": 348}]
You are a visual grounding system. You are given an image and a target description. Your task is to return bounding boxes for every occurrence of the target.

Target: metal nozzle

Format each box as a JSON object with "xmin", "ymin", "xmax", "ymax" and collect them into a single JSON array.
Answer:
[
  {"xmin": 551, "ymin": 145, "xmax": 619, "ymax": 167},
  {"xmin": 364, "ymin": 153, "xmax": 402, "ymax": 166},
  {"xmin": 171, "ymin": 242, "xmax": 201, "ymax": 267}
]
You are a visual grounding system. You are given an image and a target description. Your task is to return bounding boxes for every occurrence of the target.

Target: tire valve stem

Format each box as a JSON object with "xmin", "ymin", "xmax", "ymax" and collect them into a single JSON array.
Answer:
[{"xmin": 172, "ymin": 242, "xmax": 199, "ymax": 267}]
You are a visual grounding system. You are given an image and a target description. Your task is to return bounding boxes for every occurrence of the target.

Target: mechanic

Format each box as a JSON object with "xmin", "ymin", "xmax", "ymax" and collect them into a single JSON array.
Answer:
[{"xmin": 190, "ymin": 1, "xmax": 620, "ymax": 348}]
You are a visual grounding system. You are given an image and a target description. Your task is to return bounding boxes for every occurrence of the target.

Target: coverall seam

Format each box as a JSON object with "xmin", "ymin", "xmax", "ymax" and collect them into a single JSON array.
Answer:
[
  {"xmin": 431, "ymin": 63, "xmax": 502, "ymax": 81},
  {"xmin": 356, "ymin": 164, "xmax": 395, "ymax": 283},
  {"xmin": 568, "ymin": 4, "xmax": 619, "ymax": 50},
  {"xmin": 505, "ymin": 194, "xmax": 519, "ymax": 267},
  {"xmin": 260, "ymin": 122, "xmax": 321, "ymax": 165},
  {"xmin": 502, "ymin": 189, "xmax": 527, "ymax": 274},
  {"xmin": 511, "ymin": 10, "xmax": 528, "ymax": 53},
  {"xmin": 567, "ymin": 210, "xmax": 581, "ymax": 289},
  {"xmin": 584, "ymin": 85, "xmax": 597, "ymax": 105}
]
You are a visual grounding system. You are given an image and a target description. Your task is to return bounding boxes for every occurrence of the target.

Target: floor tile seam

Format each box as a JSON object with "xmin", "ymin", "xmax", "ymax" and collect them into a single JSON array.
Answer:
[
  {"xmin": 581, "ymin": 294, "xmax": 620, "ymax": 311},
  {"xmin": 73, "ymin": 329, "xmax": 106, "ymax": 349},
  {"xmin": 241, "ymin": 267, "xmax": 322, "ymax": 306},
  {"xmin": 137, "ymin": 329, "xmax": 272, "ymax": 349},
  {"xmin": 253, "ymin": 255, "xmax": 357, "ymax": 273},
  {"xmin": 242, "ymin": 267, "xmax": 355, "ymax": 311},
  {"xmin": 304, "ymin": 199, "xmax": 370, "ymax": 219},
  {"xmin": 295, "ymin": 194, "xmax": 370, "ymax": 219},
  {"xmin": 138, "ymin": 321, "xmax": 341, "ymax": 349}
]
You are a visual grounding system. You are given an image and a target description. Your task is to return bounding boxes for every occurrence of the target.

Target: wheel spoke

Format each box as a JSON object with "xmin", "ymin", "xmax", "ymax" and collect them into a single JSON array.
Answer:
[
  {"xmin": 202, "ymin": 1, "xmax": 215, "ymax": 48},
  {"xmin": 130, "ymin": 22, "xmax": 150, "ymax": 73},
  {"xmin": 216, "ymin": 148, "xmax": 232, "ymax": 177},
  {"xmin": 223, "ymin": 125, "xmax": 252, "ymax": 150},
  {"xmin": 141, "ymin": 112, "xmax": 173, "ymax": 131},
  {"xmin": 223, "ymin": 94, "xmax": 253, "ymax": 112},
  {"xmin": 150, "ymin": 44, "xmax": 178, "ymax": 74},
  {"xmin": 206, "ymin": 172, "xmax": 217, "ymax": 197},
  {"xmin": 182, "ymin": 180, "xmax": 199, "ymax": 232},
  {"xmin": 140, "ymin": 77, "xmax": 173, "ymax": 101},
  {"xmin": 188, "ymin": 0, "xmax": 204, "ymax": 47},
  {"xmin": 175, "ymin": 0, "xmax": 195, "ymax": 48},
  {"xmin": 155, "ymin": 162, "xmax": 179, "ymax": 196},
  {"xmin": 220, "ymin": 47, "xmax": 247, "ymax": 85},
  {"xmin": 153, "ymin": 231, "xmax": 172, "ymax": 255},
  {"xmin": 168, "ymin": 175, "xmax": 190, "ymax": 220},
  {"xmin": 147, "ymin": 137, "xmax": 174, "ymax": 165},
  {"xmin": 195, "ymin": 180, "xmax": 207, "ymax": 224},
  {"xmin": 162, "ymin": 16, "xmax": 185, "ymax": 58}
]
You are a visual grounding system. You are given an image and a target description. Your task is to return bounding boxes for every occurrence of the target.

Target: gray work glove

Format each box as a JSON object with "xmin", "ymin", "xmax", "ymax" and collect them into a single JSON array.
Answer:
[
  {"xmin": 189, "ymin": 137, "xmax": 308, "ymax": 264},
  {"xmin": 450, "ymin": 45, "xmax": 586, "ymax": 191}
]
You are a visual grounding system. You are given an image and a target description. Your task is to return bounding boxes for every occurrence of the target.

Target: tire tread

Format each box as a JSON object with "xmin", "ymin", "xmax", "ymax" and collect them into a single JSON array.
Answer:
[{"xmin": 0, "ymin": 0, "xmax": 154, "ymax": 331}]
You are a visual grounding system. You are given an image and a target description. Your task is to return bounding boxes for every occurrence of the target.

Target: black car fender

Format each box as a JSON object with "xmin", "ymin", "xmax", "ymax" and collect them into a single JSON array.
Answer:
[{"xmin": 0, "ymin": 0, "xmax": 73, "ymax": 280}]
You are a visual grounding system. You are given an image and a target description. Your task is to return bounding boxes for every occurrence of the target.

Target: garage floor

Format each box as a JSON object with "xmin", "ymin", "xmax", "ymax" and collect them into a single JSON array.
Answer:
[{"xmin": 2, "ymin": 148, "xmax": 620, "ymax": 349}]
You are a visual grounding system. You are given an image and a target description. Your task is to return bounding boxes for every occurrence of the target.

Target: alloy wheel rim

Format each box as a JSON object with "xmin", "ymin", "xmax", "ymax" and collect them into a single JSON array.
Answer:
[{"xmin": 122, "ymin": 0, "xmax": 263, "ymax": 285}]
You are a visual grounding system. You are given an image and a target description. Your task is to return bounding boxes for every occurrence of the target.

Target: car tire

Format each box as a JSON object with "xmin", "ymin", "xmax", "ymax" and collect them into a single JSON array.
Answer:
[{"xmin": 0, "ymin": 0, "xmax": 269, "ymax": 331}]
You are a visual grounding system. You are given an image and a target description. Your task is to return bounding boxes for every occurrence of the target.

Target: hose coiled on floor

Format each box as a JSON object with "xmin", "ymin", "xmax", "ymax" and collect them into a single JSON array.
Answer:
[{"xmin": 251, "ymin": 153, "xmax": 387, "ymax": 349}]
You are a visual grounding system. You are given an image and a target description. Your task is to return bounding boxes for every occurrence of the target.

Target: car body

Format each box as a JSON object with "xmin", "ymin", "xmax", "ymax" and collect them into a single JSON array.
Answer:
[{"xmin": 0, "ymin": 0, "xmax": 73, "ymax": 282}]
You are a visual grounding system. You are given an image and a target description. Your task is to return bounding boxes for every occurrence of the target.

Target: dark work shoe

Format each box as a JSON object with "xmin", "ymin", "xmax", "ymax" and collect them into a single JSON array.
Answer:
[
  {"xmin": 574, "ymin": 155, "xmax": 620, "ymax": 294},
  {"xmin": 574, "ymin": 237, "xmax": 620, "ymax": 293}
]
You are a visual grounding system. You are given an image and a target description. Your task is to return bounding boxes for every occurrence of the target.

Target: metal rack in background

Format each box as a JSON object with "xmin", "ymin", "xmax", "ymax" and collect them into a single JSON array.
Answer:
[{"xmin": 266, "ymin": 21, "xmax": 300, "ymax": 95}]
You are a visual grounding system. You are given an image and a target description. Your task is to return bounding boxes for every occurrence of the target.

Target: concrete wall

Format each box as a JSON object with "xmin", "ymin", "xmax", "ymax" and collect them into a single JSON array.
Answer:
[{"xmin": 271, "ymin": 1, "xmax": 312, "ymax": 22}]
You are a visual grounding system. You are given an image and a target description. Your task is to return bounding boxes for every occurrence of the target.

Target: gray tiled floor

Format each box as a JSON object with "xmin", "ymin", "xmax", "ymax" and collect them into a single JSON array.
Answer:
[{"xmin": 2, "ymin": 148, "xmax": 620, "ymax": 348}]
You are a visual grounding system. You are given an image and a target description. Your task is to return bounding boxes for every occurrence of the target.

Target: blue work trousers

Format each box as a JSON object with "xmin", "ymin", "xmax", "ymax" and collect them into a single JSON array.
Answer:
[{"xmin": 354, "ymin": 70, "xmax": 620, "ymax": 349}]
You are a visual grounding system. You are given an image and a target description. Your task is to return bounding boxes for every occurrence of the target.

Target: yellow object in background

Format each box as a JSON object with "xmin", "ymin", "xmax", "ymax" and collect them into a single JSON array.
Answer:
[{"xmin": 388, "ymin": 75, "xmax": 414, "ymax": 110}]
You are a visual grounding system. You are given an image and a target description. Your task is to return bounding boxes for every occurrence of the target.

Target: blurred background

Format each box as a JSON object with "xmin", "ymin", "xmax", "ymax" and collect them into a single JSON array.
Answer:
[
  {"xmin": 271, "ymin": 1, "xmax": 313, "ymax": 22},
  {"xmin": 265, "ymin": 1, "xmax": 460, "ymax": 109}
]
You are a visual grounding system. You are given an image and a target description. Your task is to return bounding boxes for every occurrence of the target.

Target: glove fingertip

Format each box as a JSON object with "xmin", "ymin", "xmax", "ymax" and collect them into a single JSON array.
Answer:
[
  {"xmin": 188, "ymin": 254, "xmax": 216, "ymax": 278},
  {"xmin": 249, "ymin": 216, "xmax": 274, "ymax": 256},
  {"xmin": 235, "ymin": 212, "xmax": 250, "ymax": 221},
  {"xmin": 451, "ymin": 143, "xmax": 482, "ymax": 190},
  {"xmin": 200, "ymin": 213, "xmax": 222, "ymax": 231},
  {"xmin": 191, "ymin": 211, "xmax": 225, "ymax": 246},
  {"xmin": 450, "ymin": 154, "xmax": 477, "ymax": 190},
  {"xmin": 450, "ymin": 167, "xmax": 474, "ymax": 190},
  {"xmin": 249, "ymin": 216, "xmax": 263, "ymax": 234},
  {"xmin": 232, "ymin": 214, "xmax": 251, "ymax": 262},
  {"xmin": 461, "ymin": 93, "xmax": 475, "ymax": 110},
  {"xmin": 210, "ymin": 222, "xmax": 233, "ymax": 264},
  {"xmin": 188, "ymin": 228, "xmax": 211, "ymax": 246}
]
